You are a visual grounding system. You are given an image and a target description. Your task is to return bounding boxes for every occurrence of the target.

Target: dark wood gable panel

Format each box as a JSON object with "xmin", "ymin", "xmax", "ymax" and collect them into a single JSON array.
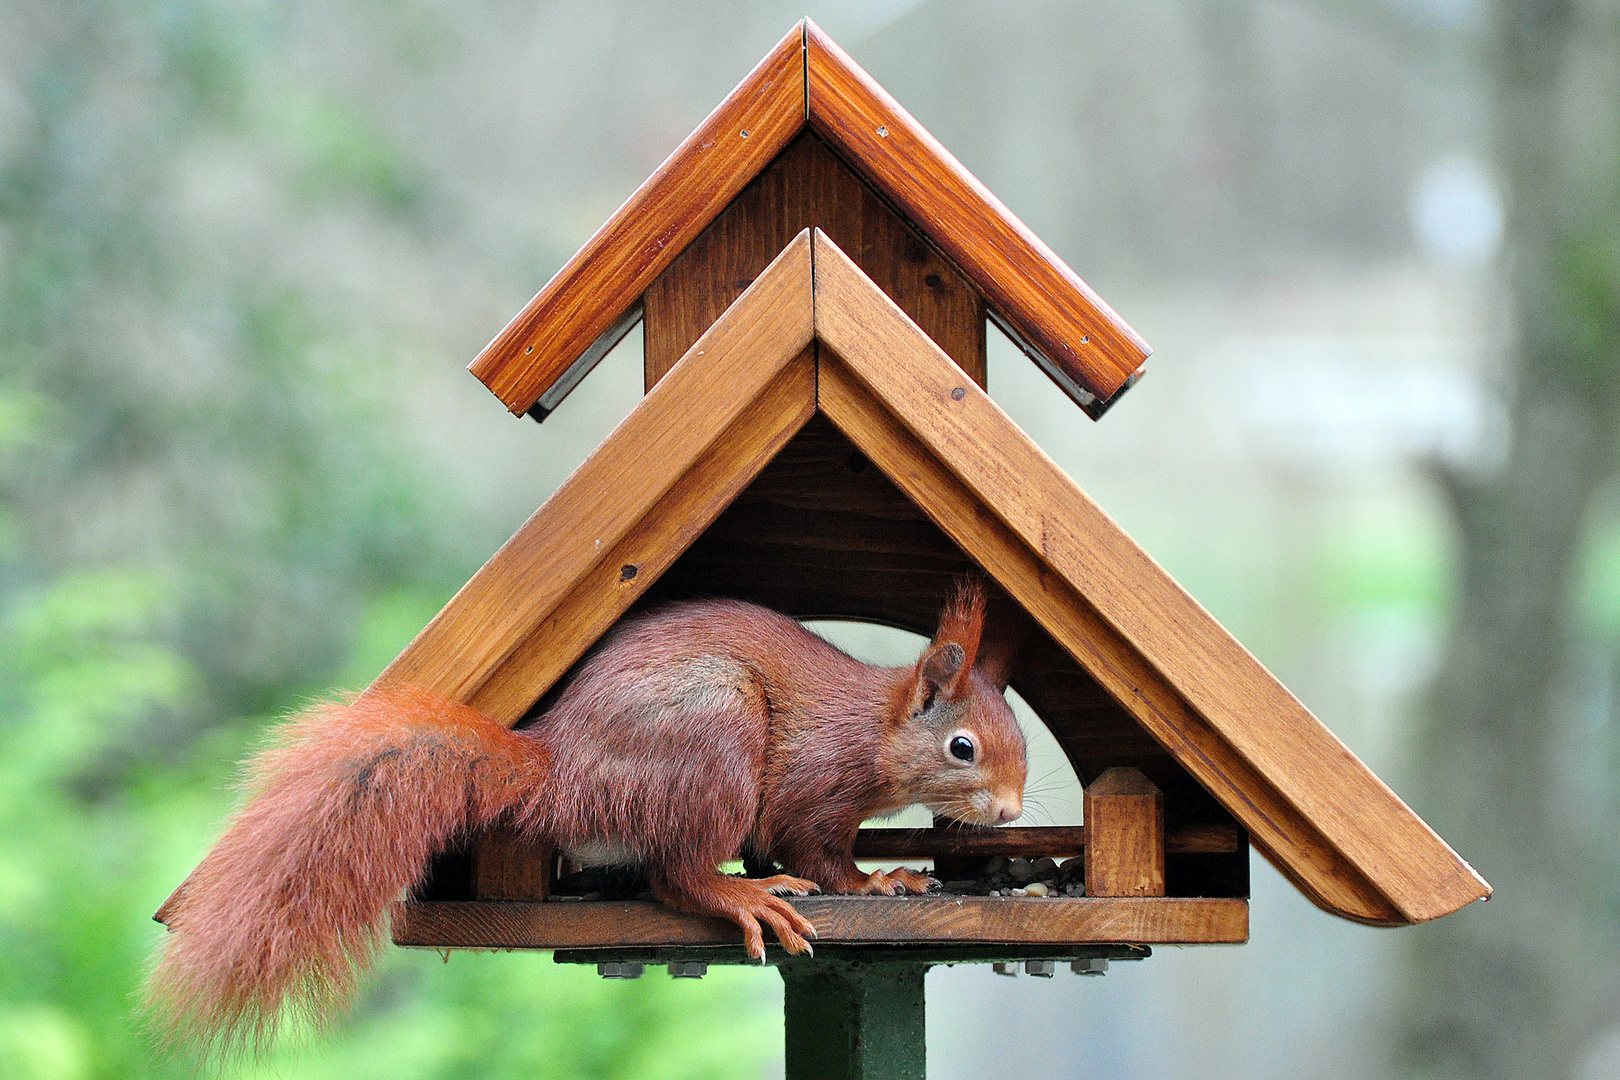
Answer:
[{"xmin": 645, "ymin": 133, "xmax": 986, "ymax": 389}]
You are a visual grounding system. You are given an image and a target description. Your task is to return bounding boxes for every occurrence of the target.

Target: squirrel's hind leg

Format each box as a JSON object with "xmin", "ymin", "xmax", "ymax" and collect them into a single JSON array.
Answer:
[{"xmin": 651, "ymin": 872, "xmax": 818, "ymax": 960}]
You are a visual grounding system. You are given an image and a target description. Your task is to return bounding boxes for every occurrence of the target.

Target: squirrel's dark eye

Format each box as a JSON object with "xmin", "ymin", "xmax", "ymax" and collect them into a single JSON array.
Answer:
[{"xmin": 949, "ymin": 736, "xmax": 976, "ymax": 763}]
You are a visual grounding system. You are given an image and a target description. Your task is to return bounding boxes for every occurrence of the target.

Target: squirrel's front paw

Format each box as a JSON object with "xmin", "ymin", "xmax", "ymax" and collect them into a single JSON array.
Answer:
[{"xmin": 857, "ymin": 868, "xmax": 936, "ymax": 896}]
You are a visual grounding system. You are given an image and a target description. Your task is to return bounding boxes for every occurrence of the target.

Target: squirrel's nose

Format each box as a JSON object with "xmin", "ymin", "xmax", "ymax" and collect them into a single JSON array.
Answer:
[{"xmin": 995, "ymin": 794, "xmax": 1023, "ymax": 824}]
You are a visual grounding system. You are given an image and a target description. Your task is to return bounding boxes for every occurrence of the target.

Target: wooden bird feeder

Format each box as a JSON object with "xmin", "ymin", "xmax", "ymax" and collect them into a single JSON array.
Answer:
[{"xmin": 378, "ymin": 20, "xmax": 1489, "ymax": 1077}]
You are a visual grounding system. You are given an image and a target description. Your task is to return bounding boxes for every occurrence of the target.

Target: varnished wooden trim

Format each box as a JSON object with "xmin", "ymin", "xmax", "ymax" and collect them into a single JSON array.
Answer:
[
  {"xmin": 805, "ymin": 19, "xmax": 1149, "ymax": 405},
  {"xmin": 810, "ymin": 230, "xmax": 1489, "ymax": 924},
  {"xmin": 392, "ymin": 896, "xmax": 1248, "ymax": 950},
  {"xmin": 375, "ymin": 232, "xmax": 815, "ymax": 705},
  {"xmin": 471, "ymin": 23, "xmax": 807, "ymax": 415}
]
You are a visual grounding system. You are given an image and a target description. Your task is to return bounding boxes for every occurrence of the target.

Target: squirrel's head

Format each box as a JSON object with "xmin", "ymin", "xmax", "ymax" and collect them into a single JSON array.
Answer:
[{"xmin": 885, "ymin": 582, "xmax": 1026, "ymax": 827}]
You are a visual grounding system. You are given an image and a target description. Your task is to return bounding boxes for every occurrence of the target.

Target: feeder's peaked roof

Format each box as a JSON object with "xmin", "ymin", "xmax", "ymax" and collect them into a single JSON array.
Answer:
[
  {"xmin": 376, "ymin": 230, "xmax": 1490, "ymax": 929},
  {"xmin": 470, "ymin": 19, "xmax": 1151, "ymax": 421}
]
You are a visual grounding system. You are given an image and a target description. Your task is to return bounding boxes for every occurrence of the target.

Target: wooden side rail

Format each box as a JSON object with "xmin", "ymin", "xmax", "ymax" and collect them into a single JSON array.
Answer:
[
  {"xmin": 463, "ymin": 817, "xmax": 1243, "ymax": 901},
  {"xmin": 851, "ymin": 823, "xmax": 1242, "ymax": 860}
]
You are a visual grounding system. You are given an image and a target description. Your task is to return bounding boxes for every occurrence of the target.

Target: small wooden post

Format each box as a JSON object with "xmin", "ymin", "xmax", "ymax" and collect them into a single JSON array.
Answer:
[
  {"xmin": 1083, "ymin": 767, "xmax": 1165, "ymax": 897},
  {"xmin": 471, "ymin": 826, "xmax": 553, "ymax": 901}
]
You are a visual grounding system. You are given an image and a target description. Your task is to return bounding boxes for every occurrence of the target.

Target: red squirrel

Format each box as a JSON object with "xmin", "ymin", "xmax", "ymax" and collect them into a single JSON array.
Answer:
[{"xmin": 147, "ymin": 582, "xmax": 1025, "ymax": 1050}]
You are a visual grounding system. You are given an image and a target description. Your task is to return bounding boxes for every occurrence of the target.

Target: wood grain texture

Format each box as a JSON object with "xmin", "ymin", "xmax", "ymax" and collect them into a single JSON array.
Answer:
[
  {"xmin": 373, "ymin": 232, "xmax": 814, "ymax": 707},
  {"xmin": 645, "ymin": 133, "xmax": 984, "ymax": 388},
  {"xmin": 469, "ymin": 24, "xmax": 806, "ymax": 415},
  {"xmin": 472, "ymin": 828, "xmax": 552, "ymax": 901},
  {"xmin": 392, "ymin": 896, "xmax": 1248, "ymax": 949},
  {"xmin": 811, "ymin": 229, "xmax": 1489, "ymax": 924},
  {"xmin": 852, "ymin": 824, "xmax": 1242, "ymax": 859},
  {"xmin": 805, "ymin": 20, "xmax": 1149, "ymax": 405},
  {"xmin": 1084, "ymin": 768, "xmax": 1166, "ymax": 897}
]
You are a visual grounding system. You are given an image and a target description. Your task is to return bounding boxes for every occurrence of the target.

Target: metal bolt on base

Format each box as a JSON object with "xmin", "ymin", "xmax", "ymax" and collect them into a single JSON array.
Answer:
[{"xmin": 559, "ymin": 944, "xmax": 1147, "ymax": 1078}]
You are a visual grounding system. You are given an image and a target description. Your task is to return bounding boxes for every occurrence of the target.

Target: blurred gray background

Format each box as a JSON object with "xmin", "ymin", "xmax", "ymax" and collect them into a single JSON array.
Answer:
[{"xmin": 2, "ymin": 1, "xmax": 1617, "ymax": 1077}]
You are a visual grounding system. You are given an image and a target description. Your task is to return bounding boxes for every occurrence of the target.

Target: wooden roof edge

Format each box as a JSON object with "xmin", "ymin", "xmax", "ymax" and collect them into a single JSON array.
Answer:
[
  {"xmin": 1112, "ymin": 567, "xmax": 1493, "ymax": 922},
  {"xmin": 471, "ymin": 19, "xmax": 1152, "ymax": 420},
  {"xmin": 803, "ymin": 19, "xmax": 1151, "ymax": 410},
  {"xmin": 468, "ymin": 22, "xmax": 808, "ymax": 416},
  {"xmin": 806, "ymin": 229, "xmax": 1489, "ymax": 925}
]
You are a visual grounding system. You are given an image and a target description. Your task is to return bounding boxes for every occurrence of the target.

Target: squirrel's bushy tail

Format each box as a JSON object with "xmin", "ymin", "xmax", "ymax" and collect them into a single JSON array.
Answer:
[{"xmin": 146, "ymin": 686, "xmax": 548, "ymax": 1054}]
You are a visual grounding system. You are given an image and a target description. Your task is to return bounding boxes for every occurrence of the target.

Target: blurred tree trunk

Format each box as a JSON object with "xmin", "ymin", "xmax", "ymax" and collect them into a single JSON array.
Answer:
[{"xmin": 1405, "ymin": 2, "xmax": 1620, "ymax": 1077}]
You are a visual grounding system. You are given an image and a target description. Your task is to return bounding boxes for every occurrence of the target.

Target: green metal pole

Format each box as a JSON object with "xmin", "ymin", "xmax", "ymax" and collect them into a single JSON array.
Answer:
[{"xmin": 779, "ymin": 958, "xmax": 928, "ymax": 1080}]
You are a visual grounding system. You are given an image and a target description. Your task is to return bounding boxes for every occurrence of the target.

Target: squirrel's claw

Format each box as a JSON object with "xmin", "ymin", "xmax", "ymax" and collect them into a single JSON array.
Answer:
[
  {"xmin": 660, "ymin": 874, "xmax": 817, "ymax": 961},
  {"xmin": 752, "ymin": 891, "xmax": 816, "ymax": 957}
]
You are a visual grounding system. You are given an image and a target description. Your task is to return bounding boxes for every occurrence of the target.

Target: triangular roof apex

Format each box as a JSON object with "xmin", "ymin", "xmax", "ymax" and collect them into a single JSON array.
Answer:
[{"xmin": 470, "ymin": 19, "xmax": 1151, "ymax": 421}]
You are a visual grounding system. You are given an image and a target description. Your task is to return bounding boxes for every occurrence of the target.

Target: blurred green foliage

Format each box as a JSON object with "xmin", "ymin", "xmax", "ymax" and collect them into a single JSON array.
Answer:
[{"xmin": 0, "ymin": 2, "xmax": 779, "ymax": 1076}]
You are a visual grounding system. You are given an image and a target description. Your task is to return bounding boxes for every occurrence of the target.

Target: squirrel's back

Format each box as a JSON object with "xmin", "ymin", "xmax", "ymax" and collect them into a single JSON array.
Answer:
[{"xmin": 522, "ymin": 598, "xmax": 890, "ymax": 866}]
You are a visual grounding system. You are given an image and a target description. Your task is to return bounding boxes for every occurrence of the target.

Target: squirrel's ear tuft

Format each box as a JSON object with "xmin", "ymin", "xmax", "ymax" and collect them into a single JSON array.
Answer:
[
  {"xmin": 932, "ymin": 582, "xmax": 985, "ymax": 667},
  {"xmin": 905, "ymin": 581, "xmax": 986, "ymax": 713}
]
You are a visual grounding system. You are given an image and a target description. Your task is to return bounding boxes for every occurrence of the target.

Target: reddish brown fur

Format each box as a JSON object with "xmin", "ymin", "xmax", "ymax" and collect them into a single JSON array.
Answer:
[
  {"xmin": 146, "ymin": 686, "xmax": 549, "ymax": 1053},
  {"xmin": 148, "ymin": 585, "xmax": 1024, "ymax": 1051}
]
